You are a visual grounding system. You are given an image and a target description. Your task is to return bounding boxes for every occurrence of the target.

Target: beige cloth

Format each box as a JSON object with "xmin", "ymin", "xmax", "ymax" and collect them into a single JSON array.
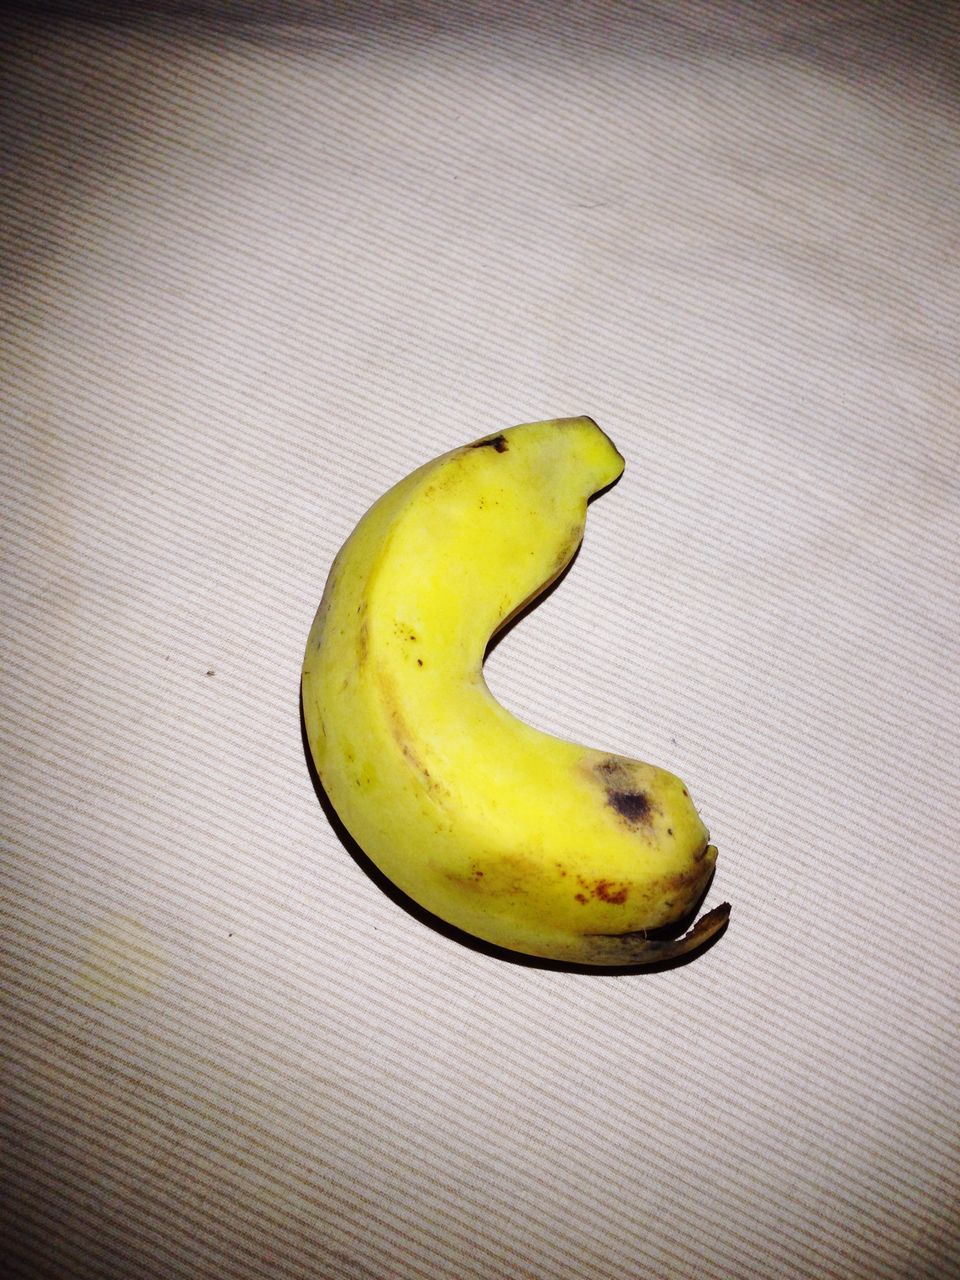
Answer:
[{"xmin": 3, "ymin": 3, "xmax": 958, "ymax": 1276}]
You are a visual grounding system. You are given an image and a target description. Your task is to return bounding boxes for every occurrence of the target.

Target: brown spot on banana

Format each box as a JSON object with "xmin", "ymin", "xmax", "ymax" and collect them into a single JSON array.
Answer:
[
  {"xmin": 607, "ymin": 789, "xmax": 651, "ymax": 823},
  {"xmin": 655, "ymin": 858, "xmax": 713, "ymax": 898},
  {"xmin": 594, "ymin": 756, "xmax": 657, "ymax": 827},
  {"xmin": 375, "ymin": 672, "xmax": 449, "ymax": 800},
  {"xmin": 593, "ymin": 879, "xmax": 629, "ymax": 904},
  {"xmin": 443, "ymin": 855, "xmax": 532, "ymax": 898},
  {"xmin": 377, "ymin": 672, "xmax": 427, "ymax": 776},
  {"xmin": 573, "ymin": 874, "xmax": 631, "ymax": 905},
  {"xmin": 551, "ymin": 523, "xmax": 584, "ymax": 576},
  {"xmin": 469, "ymin": 433, "xmax": 509, "ymax": 452}
]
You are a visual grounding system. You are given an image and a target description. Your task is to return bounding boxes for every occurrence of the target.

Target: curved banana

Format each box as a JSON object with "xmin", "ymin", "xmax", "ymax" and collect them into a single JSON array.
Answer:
[{"xmin": 302, "ymin": 417, "xmax": 729, "ymax": 966}]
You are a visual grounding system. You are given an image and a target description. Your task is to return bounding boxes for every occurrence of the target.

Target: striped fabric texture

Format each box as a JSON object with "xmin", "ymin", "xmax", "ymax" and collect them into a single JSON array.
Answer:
[{"xmin": 3, "ymin": 3, "xmax": 958, "ymax": 1277}]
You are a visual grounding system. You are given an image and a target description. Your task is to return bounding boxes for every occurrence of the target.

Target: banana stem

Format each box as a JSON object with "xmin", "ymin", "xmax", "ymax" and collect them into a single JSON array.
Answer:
[{"xmin": 580, "ymin": 901, "xmax": 731, "ymax": 967}]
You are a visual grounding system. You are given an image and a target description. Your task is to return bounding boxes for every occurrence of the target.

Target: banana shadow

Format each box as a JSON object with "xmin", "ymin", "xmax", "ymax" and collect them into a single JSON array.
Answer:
[{"xmin": 298, "ymin": 472, "xmax": 728, "ymax": 975}]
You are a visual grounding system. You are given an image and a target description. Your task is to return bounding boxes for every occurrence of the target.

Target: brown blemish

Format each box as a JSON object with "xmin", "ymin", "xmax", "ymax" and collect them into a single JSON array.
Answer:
[
  {"xmin": 657, "ymin": 864, "xmax": 707, "ymax": 896},
  {"xmin": 445, "ymin": 857, "xmax": 529, "ymax": 898},
  {"xmin": 311, "ymin": 569, "xmax": 339, "ymax": 640},
  {"xmin": 378, "ymin": 672, "xmax": 436, "ymax": 791},
  {"xmin": 390, "ymin": 709, "xmax": 420, "ymax": 770},
  {"xmin": 417, "ymin": 658, "xmax": 424, "ymax": 667},
  {"xmin": 594, "ymin": 756, "xmax": 655, "ymax": 827},
  {"xmin": 574, "ymin": 876, "xmax": 630, "ymax": 906},
  {"xmin": 357, "ymin": 619, "xmax": 368, "ymax": 667},
  {"xmin": 594, "ymin": 880, "xmax": 629, "ymax": 905},
  {"xmin": 470, "ymin": 433, "xmax": 509, "ymax": 452},
  {"xmin": 607, "ymin": 789, "xmax": 650, "ymax": 824},
  {"xmin": 445, "ymin": 866, "xmax": 485, "ymax": 888},
  {"xmin": 552, "ymin": 524, "xmax": 583, "ymax": 576}
]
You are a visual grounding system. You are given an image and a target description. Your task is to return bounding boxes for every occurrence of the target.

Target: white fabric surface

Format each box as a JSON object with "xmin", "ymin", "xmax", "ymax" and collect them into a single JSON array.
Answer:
[{"xmin": 3, "ymin": 3, "xmax": 959, "ymax": 1277}]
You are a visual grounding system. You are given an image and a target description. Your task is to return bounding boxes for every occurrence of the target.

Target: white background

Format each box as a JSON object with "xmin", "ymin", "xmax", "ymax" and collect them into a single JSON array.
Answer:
[{"xmin": 3, "ymin": 3, "xmax": 958, "ymax": 1276}]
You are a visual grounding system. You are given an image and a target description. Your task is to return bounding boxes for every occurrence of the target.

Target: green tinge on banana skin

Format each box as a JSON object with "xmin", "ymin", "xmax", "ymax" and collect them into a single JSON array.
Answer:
[{"xmin": 302, "ymin": 416, "xmax": 729, "ymax": 968}]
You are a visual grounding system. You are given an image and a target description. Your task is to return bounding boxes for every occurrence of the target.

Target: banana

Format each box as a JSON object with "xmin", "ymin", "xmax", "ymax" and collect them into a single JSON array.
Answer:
[{"xmin": 302, "ymin": 417, "xmax": 729, "ymax": 966}]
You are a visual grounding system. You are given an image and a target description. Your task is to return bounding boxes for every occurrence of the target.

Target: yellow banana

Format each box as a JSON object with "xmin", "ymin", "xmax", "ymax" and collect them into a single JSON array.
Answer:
[{"xmin": 302, "ymin": 417, "xmax": 729, "ymax": 966}]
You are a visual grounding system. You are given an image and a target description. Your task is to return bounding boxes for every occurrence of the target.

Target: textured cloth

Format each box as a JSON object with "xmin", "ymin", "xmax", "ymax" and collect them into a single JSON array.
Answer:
[{"xmin": 3, "ymin": 3, "xmax": 959, "ymax": 1277}]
